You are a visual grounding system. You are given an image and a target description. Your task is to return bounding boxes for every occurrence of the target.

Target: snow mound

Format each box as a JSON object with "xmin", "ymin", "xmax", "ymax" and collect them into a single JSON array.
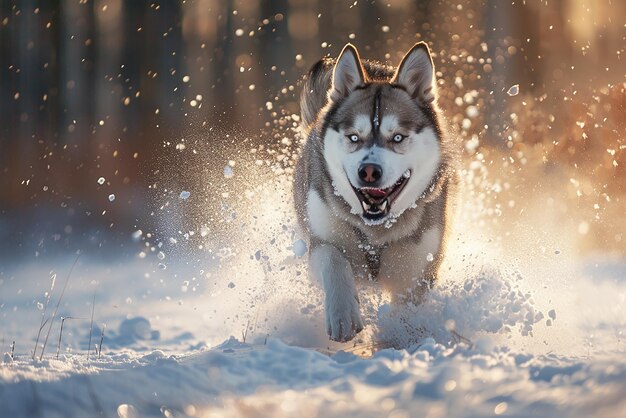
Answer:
[{"xmin": 377, "ymin": 265, "xmax": 544, "ymax": 348}]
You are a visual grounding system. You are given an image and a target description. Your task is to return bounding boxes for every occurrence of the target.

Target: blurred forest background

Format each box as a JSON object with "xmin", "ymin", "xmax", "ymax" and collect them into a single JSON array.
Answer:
[{"xmin": 0, "ymin": 0, "xmax": 624, "ymax": 261}]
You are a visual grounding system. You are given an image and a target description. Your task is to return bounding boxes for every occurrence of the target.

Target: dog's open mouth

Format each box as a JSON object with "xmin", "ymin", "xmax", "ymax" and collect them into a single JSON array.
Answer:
[{"xmin": 354, "ymin": 170, "xmax": 411, "ymax": 220}]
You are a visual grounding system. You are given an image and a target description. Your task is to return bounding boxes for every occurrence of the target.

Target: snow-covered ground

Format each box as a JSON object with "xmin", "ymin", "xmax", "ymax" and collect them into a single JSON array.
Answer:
[
  {"xmin": 3, "ymin": 332, "xmax": 626, "ymax": 418},
  {"xmin": 1, "ymin": 224, "xmax": 625, "ymax": 417}
]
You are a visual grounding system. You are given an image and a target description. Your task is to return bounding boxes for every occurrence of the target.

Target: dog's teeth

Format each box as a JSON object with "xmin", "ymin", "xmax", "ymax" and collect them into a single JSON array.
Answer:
[
  {"xmin": 380, "ymin": 200, "xmax": 388, "ymax": 211},
  {"xmin": 403, "ymin": 170, "xmax": 411, "ymax": 179},
  {"xmin": 362, "ymin": 201, "xmax": 371, "ymax": 211}
]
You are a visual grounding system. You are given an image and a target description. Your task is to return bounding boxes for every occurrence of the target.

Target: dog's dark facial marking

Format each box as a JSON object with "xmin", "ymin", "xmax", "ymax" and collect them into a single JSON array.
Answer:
[{"xmin": 372, "ymin": 87, "xmax": 381, "ymax": 133}]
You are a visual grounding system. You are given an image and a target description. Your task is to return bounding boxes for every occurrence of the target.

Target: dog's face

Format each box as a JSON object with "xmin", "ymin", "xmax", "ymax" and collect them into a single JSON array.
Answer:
[{"xmin": 322, "ymin": 43, "xmax": 442, "ymax": 225}]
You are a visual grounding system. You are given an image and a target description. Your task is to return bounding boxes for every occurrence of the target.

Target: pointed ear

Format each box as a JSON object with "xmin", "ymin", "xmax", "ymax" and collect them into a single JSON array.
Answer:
[
  {"xmin": 391, "ymin": 42, "xmax": 436, "ymax": 105},
  {"xmin": 330, "ymin": 44, "xmax": 366, "ymax": 102}
]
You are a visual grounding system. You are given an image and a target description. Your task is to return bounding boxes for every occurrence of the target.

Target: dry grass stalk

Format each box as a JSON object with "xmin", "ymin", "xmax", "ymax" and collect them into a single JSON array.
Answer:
[{"xmin": 40, "ymin": 254, "xmax": 80, "ymax": 361}]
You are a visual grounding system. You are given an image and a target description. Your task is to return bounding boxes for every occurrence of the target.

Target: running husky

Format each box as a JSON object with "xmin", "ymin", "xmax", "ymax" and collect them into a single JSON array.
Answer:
[{"xmin": 294, "ymin": 42, "xmax": 458, "ymax": 342}]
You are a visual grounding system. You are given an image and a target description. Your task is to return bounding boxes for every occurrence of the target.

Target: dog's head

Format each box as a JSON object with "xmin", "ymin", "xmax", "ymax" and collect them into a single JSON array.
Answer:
[{"xmin": 321, "ymin": 43, "xmax": 443, "ymax": 225}]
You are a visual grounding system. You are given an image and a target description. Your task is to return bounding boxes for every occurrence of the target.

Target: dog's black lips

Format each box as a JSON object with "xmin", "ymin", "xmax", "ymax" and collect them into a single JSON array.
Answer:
[{"xmin": 353, "ymin": 172, "xmax": 410, "ymax": 221}]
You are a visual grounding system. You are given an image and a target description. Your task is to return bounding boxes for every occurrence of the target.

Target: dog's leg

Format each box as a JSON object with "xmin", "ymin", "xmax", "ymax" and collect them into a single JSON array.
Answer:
[
  {"xmin": 378, "ymin": 226, "xmax": 443, "ymax": 304},
  {"xmin": 310, "ymin": 243, "xmax": 364, "ymax": 342}
]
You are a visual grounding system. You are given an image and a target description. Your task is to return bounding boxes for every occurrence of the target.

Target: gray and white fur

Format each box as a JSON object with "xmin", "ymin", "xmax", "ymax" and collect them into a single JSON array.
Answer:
[{"xmin": 294, "ymin": 43, "xmax": 458, "ymax": 342}]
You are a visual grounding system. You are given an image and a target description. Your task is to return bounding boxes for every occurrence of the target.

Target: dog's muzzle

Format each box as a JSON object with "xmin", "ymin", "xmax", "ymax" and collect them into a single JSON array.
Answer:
[{"xmin": 353, "ymin": 169, "xmax": 411, "ymax": 221}]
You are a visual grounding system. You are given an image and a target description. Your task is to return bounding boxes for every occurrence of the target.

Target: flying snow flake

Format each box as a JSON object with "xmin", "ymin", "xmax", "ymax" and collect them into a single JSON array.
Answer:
[
  {"xmin": 465, "ymin": 135, "xmax": 480, "ymax": 153},
  {"xmin": 179, "ymin": 191, "xmax": 191, "ymax": 200},
  {"xmin": 132, "ymin": 230, "xmax": 143, "ymax": 240},
  {"xmin": 444, "ymin": 319, "xmax": 456, "ymax": 331},
  {"xmin": 466, "ymin": 105, "xmax": 479, "ymax": 119},
  {"xmin": 494, "ymin": 402, "xmax": 508, "ymax": 415},
  {"xmin": 507, "ymin": 84, "xmax": 519, "ymax": 96},
  {"xmin": 426, "ymin": 253, "xmax": 434, "ymax": 262},
  {"xmin": 157, "ymin": 251, "xmax": 165, "ymax": 260},
  {"xmin": 381, "ymin": 25, "xmax": 390, "ymax": 33},
  {"xmin": 228, "ymin": 282, "xmax": 236, "ymax": 289},
  {"xmin": 97, "ymin": 177, "xmax": 105, "ymax": 185},
  {"xmin": 292, "ymin": 239, "xmax": 307, "ymax": 257},
  {"xmin": 444, "ymin": 380, "xmax": 457, "ymax": 391},
  {"xmin": 223, "ymin": 166, "xmax": 234, "ymax": 179},
  {"xmin": 108, "ymin": 194, "xmax": 116, "ymax": 202},
  {"xmin": 117, "ymin": 404, "xmax": 138, "ymax": 418}
]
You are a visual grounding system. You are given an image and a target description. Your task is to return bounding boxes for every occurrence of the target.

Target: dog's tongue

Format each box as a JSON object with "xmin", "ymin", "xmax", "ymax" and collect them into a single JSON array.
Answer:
[{"xmin": 361, "ymin": 187, "xmax": 387, "ymax": 198}]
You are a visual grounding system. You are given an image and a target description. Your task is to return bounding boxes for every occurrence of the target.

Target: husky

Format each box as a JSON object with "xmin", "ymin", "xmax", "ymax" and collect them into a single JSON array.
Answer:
[{"xmin": 294, "ymin": 42, "xmax": 458, "ymax": 342}]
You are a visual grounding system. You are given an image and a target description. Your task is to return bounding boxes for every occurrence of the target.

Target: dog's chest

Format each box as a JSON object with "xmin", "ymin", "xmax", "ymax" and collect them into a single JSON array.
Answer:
[{"xmin": 354, "ymin": 228, "xmax": 388, "ymax": 280}]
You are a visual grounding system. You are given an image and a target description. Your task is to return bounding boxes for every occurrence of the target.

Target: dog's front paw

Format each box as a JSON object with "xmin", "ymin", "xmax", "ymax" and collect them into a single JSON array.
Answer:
[{"xmin": 325, "ymin": 294, "xmax": 364, "ymax": 342}]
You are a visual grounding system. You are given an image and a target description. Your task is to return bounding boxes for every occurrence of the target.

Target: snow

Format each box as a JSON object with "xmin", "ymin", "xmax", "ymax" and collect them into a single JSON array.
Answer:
[
  {"xmin": 1, "ymin": 238, "xmax": 624, "ymax": 417},
  {"xmin": 292, "ymin": 239, "xmax": 308, "ymax": 257},
  {"xmin": 2, "ymin": 329, "xmax": 626, "ymax": 417},
  {"xmin": 507, "ymin": 84, "xmax": 520, "ymax": 96}
]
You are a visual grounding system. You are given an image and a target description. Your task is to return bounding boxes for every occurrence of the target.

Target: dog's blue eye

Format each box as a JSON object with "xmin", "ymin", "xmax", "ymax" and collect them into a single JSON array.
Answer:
[
  {"xmin": 392, "ymin": 134, "xmax": 405, "ymax": 143},
  {"xmin": 348, "ymin": 134, "xmax": 359, "ymax": 143}
]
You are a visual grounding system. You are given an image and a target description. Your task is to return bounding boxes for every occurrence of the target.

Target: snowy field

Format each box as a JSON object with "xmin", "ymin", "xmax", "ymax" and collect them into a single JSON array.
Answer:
[{"xmin": 1, "ymin": 224, "xmax": 625, "ymax": 417}]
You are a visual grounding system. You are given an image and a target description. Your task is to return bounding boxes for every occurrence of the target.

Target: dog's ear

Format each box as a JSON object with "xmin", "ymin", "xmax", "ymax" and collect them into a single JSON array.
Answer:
[
  {"xmin": 330, "ymin": 44, "xmax": 366, "ymax": 102},
  {"xmin": 392, "ymin": 42, "xmax": 436, "ymax": 105}
]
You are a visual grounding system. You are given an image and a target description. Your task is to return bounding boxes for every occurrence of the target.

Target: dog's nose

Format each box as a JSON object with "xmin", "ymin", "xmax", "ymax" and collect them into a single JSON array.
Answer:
[{"xmin": 358, "ymin": 163, "xmax": 383, "ymax": 184}]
